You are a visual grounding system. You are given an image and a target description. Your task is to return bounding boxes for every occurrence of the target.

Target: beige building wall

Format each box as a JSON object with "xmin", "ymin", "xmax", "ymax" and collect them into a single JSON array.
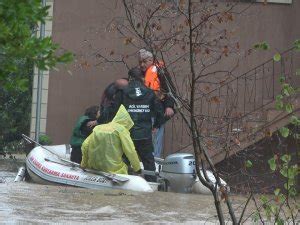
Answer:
[
  {"xmin": 30, "ymin": 0, "xmax": 54, "ymax": 139},
  {"xmin": 40, "ymin": 1, "xmax": 299, "ymax": 152}
]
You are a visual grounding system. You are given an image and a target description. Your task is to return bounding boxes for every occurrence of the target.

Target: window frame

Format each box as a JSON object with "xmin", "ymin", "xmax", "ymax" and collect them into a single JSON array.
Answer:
[{"xmin": 256, "ymin": 0, "xmax": 292, "ymax": 4}]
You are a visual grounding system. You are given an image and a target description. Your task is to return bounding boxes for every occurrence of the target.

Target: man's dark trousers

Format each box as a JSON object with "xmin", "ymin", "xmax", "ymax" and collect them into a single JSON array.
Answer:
[{"xmin": 133, "ymin": 139, "xmax": 156, "ymax": 182}]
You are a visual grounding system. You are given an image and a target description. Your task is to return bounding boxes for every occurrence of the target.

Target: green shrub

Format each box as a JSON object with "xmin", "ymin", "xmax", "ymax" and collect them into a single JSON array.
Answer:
[{"xmin": 39, "ymin": 134, "xmax": 52, "ymax": 145}]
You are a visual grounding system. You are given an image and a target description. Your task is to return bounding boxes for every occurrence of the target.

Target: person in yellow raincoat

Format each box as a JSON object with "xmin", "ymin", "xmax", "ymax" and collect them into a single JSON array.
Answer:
[{"xmin": 81, "ymin": 105, "xmax": 141, "ymax": 175}]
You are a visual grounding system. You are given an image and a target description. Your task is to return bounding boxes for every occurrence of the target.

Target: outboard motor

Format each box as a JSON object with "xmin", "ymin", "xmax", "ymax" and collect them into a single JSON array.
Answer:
[
  {"xmin": 14, "ymin": 166, "xmax": 26, "ymax": 182},
  {"xmin": 158, "ymin": 153, "xmax": 197, "ymax": 193},
  {"xmin": 156, "ymin": 153, "xmax": 229, "ymax": 194}
]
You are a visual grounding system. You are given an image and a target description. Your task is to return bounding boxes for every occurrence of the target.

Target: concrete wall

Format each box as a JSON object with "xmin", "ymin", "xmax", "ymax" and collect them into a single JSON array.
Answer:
[
  {"xmin": 43, "ymin": 0, "xmax": 300, "ymax": 149},
  {"xmin": 46, "ymin": 0, "xmax": 130, "ymax": 144}
]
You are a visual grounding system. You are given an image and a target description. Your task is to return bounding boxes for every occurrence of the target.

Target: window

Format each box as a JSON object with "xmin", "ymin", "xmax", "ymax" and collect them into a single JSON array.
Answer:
[{"xmin": 256, "ymin": 0, "xmax": 292, "ymax": 3}]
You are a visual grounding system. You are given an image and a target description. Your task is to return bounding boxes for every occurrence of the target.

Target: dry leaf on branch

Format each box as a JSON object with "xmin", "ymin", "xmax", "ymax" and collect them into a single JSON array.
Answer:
[
  {"xmin": 160, "ymin": 2, "xmax": 166, "ymax": 9},
  {"xmin": 124, "ymin": 37, "xmax": 134, "ymax": 45},
  {"xmin": 264, "ymin": 128, "xmax": 272, "ymax": 137},
  {"xmin": 210, "ymin": 96, "xmax": 220, "ymax": 104},
  {"xmin": 233, "ymin": 138, "xmax": 241, "ymax": 146}
]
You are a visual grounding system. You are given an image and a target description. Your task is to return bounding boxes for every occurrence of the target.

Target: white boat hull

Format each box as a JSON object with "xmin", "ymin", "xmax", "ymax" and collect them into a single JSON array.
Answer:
[
  {"xmin": 26, "ymin": 145, "xmax": 153, "ymax": 193},
  {"xmin": 25, "ymin": 144, "xmax": 228, "ymax": 195}
]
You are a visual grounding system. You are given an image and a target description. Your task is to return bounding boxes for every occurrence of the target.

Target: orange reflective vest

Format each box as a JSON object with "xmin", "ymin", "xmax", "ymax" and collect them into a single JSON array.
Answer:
[{"xmin": 144, "ymin": 64, "xmax": 160, "ymax": 91}]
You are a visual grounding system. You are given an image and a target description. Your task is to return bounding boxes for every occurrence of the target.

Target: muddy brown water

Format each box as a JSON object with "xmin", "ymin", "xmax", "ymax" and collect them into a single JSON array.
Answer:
[{"xmin": 0, "ymin": 157, "xmax": 254, "ymax": 224}]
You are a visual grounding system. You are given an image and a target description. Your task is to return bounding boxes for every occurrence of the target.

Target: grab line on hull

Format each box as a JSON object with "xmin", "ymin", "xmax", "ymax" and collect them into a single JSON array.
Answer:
[
  {"xmin": 44, "ymin": 157, "xmax": 128, "ymax": 184},
  {"xmin": 22, "ymin": 134, "xmax": 129, "ymax": 184}
]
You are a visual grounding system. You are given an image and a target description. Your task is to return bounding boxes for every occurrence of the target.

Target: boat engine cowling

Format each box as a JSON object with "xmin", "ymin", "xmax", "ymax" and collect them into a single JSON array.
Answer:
[
  {"xmin": 158, "ymin": 153, "xmax": 197, "ymax": 193},
  {"xmin": 156, "ymin": 153, "xmax": 229, "ymax": 194}
]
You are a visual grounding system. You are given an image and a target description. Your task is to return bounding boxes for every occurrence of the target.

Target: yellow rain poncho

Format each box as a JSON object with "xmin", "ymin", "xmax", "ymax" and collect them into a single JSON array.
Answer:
[{"xmin": 81, "ymin": 105, "xmax": 141, "ymax": 174}]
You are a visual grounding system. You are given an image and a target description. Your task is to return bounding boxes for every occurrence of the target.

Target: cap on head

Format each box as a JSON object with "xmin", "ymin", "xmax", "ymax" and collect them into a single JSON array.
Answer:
[{"xmin": 138, "ymin": 49, "xmax": 153, "ymax": 60}]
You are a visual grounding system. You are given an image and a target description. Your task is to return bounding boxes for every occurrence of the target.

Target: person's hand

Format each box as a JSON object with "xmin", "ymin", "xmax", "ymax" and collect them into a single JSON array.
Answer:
[
  {"xmin": 134, "ymin": 169, "xmax": 144, "ymax": 178},
  {"xmin": 87, "ymin": 120, "xmax": 97, "ymax": 128},
  {"xmin": 164, "ymin": 107, "xmax": 174, "ymax": 117},
  {"xmin": 79, "ymin": 165, "xmax": 85, "ymax": 170}
]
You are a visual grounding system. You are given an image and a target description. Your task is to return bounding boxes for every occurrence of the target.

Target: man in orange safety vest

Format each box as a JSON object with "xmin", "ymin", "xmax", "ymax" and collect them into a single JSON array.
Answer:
[{"xmin": 138, "ymin": 49, "xmax": 175, "ymax": 158}]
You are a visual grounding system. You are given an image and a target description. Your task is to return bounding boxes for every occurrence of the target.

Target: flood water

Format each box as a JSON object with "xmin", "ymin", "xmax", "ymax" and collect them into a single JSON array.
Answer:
[{"xmin": 0, "ymin": 157, "xmax": 255, "ymax": 224}]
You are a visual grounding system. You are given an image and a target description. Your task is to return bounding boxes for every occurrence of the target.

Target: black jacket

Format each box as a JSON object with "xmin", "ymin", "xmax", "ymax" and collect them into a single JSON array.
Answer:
[
  {"xmin": 115, "ymin": 80, "xmax": 164, "ymax": 140},
  {"xmin": 97, "ymin": 85, "xmax": 123, "ymax": 125}
]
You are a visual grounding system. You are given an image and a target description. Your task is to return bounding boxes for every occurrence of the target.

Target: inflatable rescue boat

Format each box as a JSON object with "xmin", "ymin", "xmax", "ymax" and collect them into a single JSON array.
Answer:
[
  {"xmin": 23, "ymin": 135, "xmax": 228, "ymax": 194},
  {"xmin": 26, "ymin": 145, "xmax": 154, "ymax": 192}
]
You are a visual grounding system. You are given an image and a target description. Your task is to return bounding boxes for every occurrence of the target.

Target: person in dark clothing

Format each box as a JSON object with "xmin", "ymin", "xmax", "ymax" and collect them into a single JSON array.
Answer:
[
  {"xmin": 97, "ymin": 79, "xmax": 128, "ymax": 125},
  {"xmin": 138, "ymin": 49, "xmax": 176, "ymax": 158},
  {"xmin": 70, "ymin": 105, "xmax": 100, "ymax": 163},
  {"xmin": 115, "ymin": 67, "xmax": 164, "ymax": 182},
  {"xmin": 97, "ymin": 82, "xmax": 117, "ymax": 124}
]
